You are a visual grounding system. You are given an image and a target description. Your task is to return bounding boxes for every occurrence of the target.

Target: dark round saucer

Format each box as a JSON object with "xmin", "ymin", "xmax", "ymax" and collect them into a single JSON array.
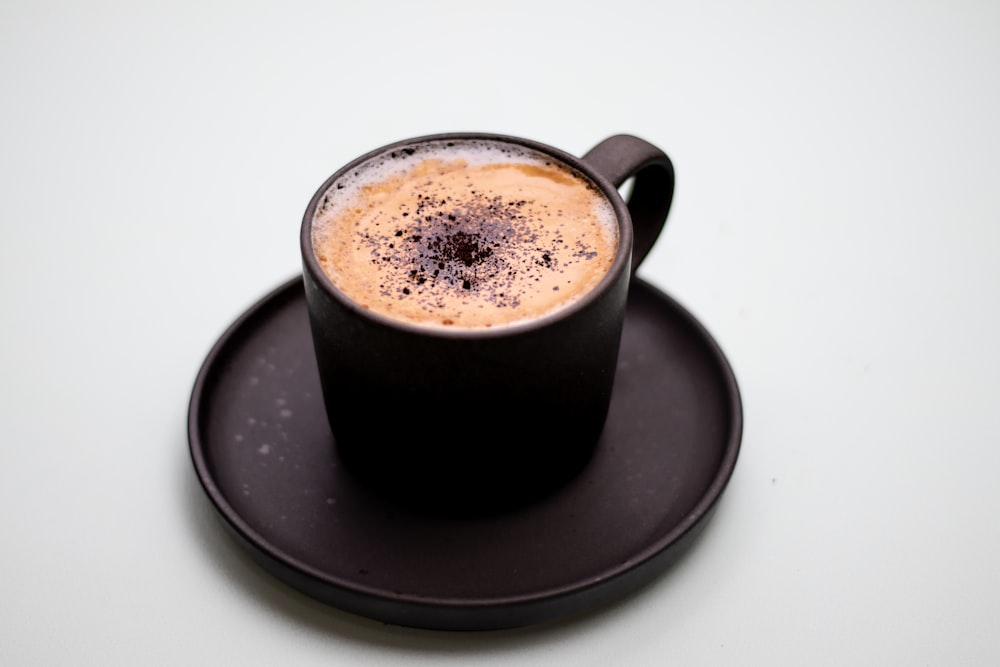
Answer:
[{"xmin": 188, "ymin": 276, "xmax": 742, "ymax": 631}]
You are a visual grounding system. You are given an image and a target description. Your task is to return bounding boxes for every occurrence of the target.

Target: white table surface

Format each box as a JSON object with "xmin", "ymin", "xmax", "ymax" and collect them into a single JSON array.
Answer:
[{"xmin": 3, "ymin": 1, "xmax": 998, "ymax": 664}]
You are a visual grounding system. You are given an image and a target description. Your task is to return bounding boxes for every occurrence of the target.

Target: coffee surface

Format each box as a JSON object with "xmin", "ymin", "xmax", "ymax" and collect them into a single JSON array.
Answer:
[{"xmin": 311, "ymin": 140, "xmax": 618, "ymax": 328}]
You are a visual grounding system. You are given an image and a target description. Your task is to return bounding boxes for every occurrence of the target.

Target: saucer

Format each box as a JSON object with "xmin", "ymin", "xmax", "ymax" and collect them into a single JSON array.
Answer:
[{"xmin": 188, "ymin": 276, "xmax": 742, "ymax": 631}]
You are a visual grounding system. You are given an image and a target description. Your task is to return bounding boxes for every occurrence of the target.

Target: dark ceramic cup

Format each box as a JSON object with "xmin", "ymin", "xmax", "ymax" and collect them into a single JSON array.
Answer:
[{"xmin": 301, "ymin": 133, "xmax": 674, "ymax": 515}]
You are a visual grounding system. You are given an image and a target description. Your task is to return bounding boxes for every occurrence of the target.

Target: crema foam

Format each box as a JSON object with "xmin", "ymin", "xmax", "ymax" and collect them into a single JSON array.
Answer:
[{"xmin": 311, "ymin": 139, "xmax": 618, "ymax": 329}]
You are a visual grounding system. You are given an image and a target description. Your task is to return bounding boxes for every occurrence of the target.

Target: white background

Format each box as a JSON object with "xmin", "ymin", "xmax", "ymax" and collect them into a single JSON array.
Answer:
[{"xmin": 2, "ymin": 1, "xmax": 998, "ymax": 664}]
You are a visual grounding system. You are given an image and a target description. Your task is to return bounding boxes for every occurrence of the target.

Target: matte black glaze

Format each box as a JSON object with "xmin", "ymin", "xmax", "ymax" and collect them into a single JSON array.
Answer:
[
  {"xmin": 187, "ymin": 277, "xmax": 742, "ymax": 631},
  {"xmin": 300, "ymin": 133, "xmax": 675, "ymax": 514},
  {"xmin": 583, "ymin": 135, "xmax": 675, "ymax": 274}
]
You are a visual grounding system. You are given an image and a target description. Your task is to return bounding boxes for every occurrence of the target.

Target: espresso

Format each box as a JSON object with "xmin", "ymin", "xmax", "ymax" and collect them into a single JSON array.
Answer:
[{"xmin": 311, "ymin": 140, "xmax": 618, "ymax": 329}]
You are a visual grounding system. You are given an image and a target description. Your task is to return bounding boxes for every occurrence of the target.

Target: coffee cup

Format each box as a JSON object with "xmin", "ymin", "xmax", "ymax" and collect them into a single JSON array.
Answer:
[{"xmin": 301, "ymin": 133, "xmax": 674, "ymax": 514}]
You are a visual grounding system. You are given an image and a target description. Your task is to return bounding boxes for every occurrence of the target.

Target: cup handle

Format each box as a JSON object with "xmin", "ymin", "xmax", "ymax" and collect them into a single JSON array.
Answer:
[{"xmin": 582, "ymin": 135, "xmax": 675, "ymax": 274}]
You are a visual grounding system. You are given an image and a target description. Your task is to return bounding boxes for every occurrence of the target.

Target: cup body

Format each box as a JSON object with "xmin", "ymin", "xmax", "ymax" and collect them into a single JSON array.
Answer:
[{"xmin": 301, "ymin": 133, "xmax": 637, "ymax": 514}]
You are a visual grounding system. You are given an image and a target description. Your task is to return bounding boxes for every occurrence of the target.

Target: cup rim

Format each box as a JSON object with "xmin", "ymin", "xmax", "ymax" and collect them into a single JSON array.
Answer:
[{"xmin": 300, "ymin": 132, "xmax": 634, "ymax": 339}]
